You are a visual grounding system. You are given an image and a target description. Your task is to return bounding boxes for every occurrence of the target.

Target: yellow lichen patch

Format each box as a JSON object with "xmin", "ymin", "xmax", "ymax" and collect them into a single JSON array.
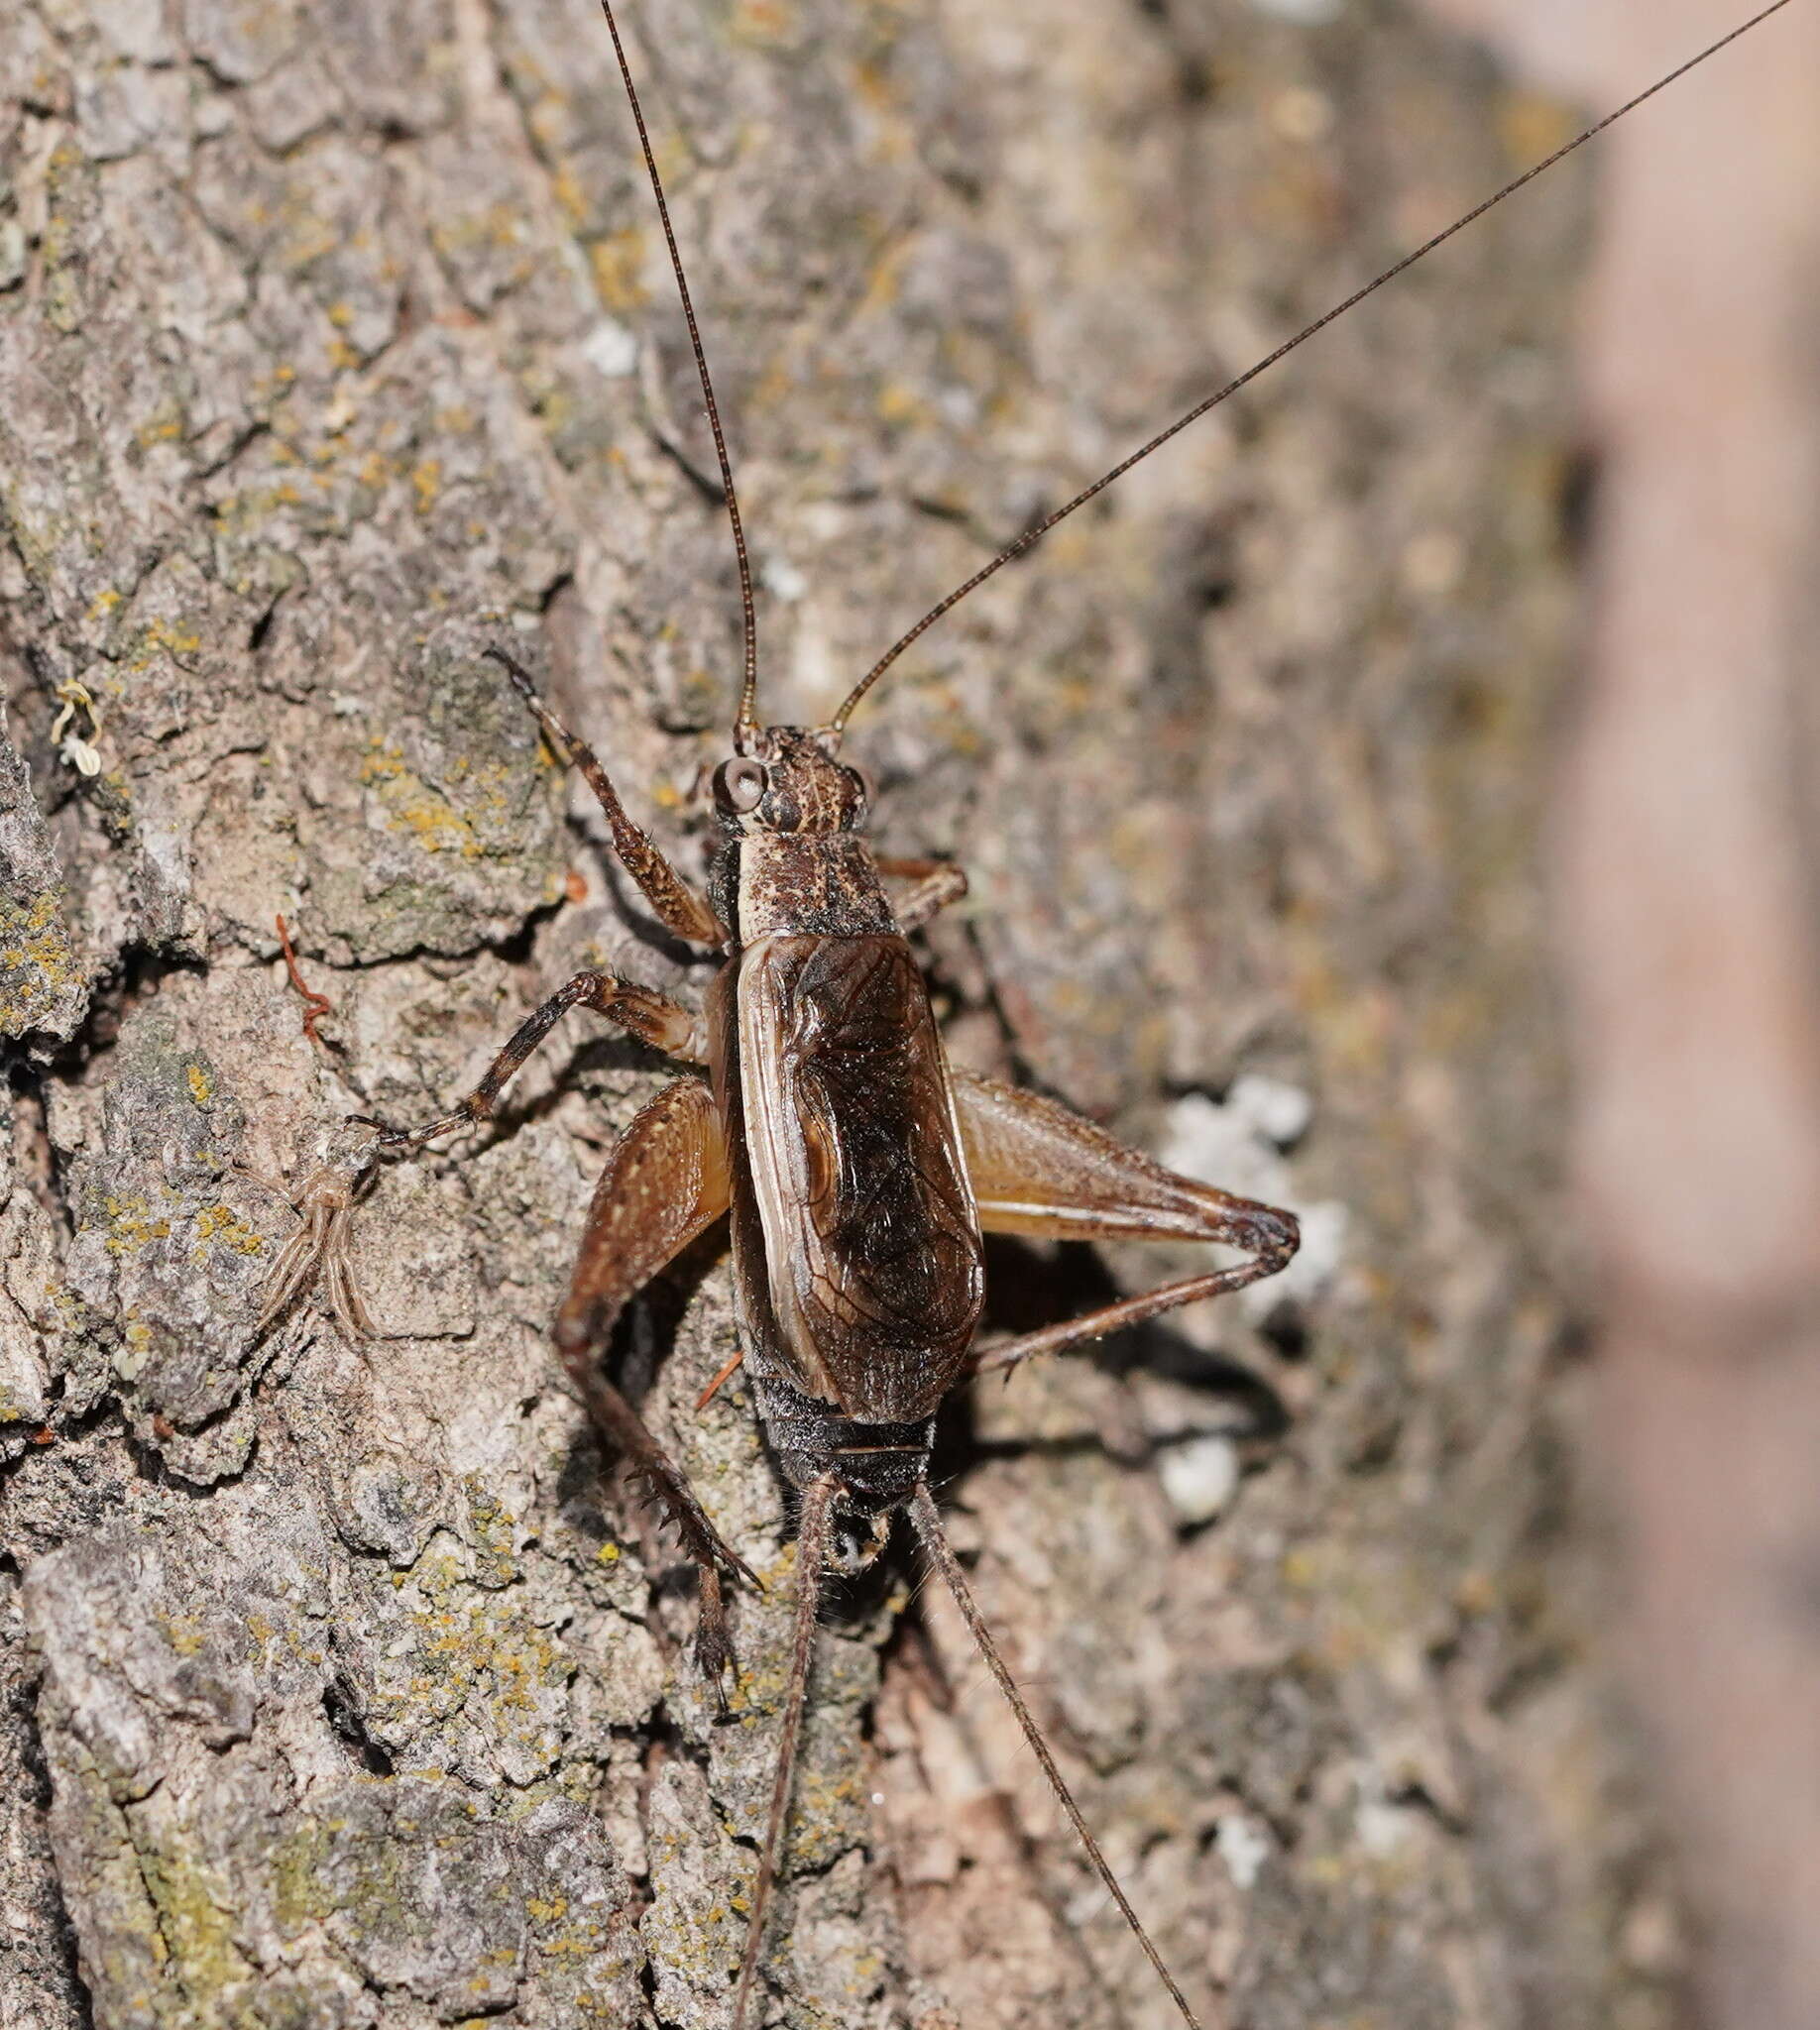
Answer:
[
  {"xmin": 464, "ymin": 1475, "xmax": 519, "ymax": 1587},
  {"xmin": 134, "ymin": 408, "xmax": 185, "ymax": 449},
  {"xmin": 853, "ymin": 235, "xmax": 908, "ymax": 322},
  {"xmin": 157, "ymin": 1612, "xmax": 208, "ymax": 1658},
  {"xmin": 411, "ymin": 459, "xmax": 442, "ymax": 513},
  {"xmin": 587, "ymin": 227, "xmax": 647, "ymax": 310},
  {"xmin": 277, "ymin": 194, "xmax": 338, "ymax": 273},
  {"xmin": 852, "ymin": 56, "xmax": 895, "ymax": 114},
  {"xmin": 1453, "ymin": 1569, "xmax": 1499, "ymax": 1619},
  {"xmin": 192, "ymin": 1203, "xmax": 265, "ymax": 1262},
  {"xmin": 732, "ymin": 0, "xmax": 795, "ymax": 45},
  {"xmin": 124, "ymin": 616, "xmax": 204, "ymax": 670},
  {"xmin": 85, "ymin": 586, "xmax": 123, "ymax": 621},
  {"xmin": 185, "ymin": 1063, "xmax": 213, "ymax": 1108},
  {"xmin": 549, "ymin": 159, "xmax": 589, "ymax": 231},
  {"xmin": 0, "ymin": 889, "xmax": 79, "ymax": 1034},
  {"xmin": 432, "ymin": 207, "xmax": 527, "ymax": 264},
  {"xmin": 360, "ymin": 739, "xmax": 485, "ymax": 858},
  {"xmin": 1497, "ymin": 87, "xmax": 1575, "ymax": 168},
  {"xmin": 102, "ymin": 1191, "xmax": 172, "ymax": 1257},
  {"xmin": 874, "ymin": 380, "xmax": 927, "ymax": 427}
]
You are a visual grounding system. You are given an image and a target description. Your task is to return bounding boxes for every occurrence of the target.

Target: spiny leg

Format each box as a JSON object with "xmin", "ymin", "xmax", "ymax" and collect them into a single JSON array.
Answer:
[
  {"xmin": 484, "ymin": 646, "xmax": 727, "ymax": 948},
  {"xmin": 874, "ymin": 853, "xmax": 968, "ymax": 933},
  {"xmin": 954, "ymin": 1070, "xmax": 1299, "ymax": 1379},
  {"xmin": 361, "ymin": 971, "xmax": 705, "ymax": 1150},
  {"xmin": 550, "ymin": 1076, "xmax": 754, "ymax": 1683}
]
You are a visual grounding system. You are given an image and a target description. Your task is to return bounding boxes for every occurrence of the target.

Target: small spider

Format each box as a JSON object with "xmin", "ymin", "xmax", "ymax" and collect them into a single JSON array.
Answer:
[{"xmin": 246, "ymin": 1122, "xmax": 382, "ymax": 1342}]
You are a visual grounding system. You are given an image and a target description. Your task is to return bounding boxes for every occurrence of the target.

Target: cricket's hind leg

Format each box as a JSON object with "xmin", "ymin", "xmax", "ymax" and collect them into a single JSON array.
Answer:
[
  {"xmin": 551, "ymin": 1075, "xmax": 754, "ymax": 1684},
  {"xmin": 953, "ymin": 1069, "xmax": 1299, "ymax": 1379}
]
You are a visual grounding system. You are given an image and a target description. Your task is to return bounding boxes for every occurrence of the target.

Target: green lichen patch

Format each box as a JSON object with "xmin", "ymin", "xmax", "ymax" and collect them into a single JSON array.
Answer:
[{"xmin": 282, "ymin": 1780, "xmax": 525, "ymax": 2014}]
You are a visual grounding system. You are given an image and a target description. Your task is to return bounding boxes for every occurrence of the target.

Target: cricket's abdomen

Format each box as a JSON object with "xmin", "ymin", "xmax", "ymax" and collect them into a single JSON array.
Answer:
[{"xmin": 731, "ymin": 932, "xmax": 984, "ymax": 1423}]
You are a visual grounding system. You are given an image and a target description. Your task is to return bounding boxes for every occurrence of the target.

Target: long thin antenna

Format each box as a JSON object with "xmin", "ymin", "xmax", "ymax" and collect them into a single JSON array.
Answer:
[
  {"xmin": 908, "ymin": 1484, "xmax": 1204, "ymax": 2030},
  {"xmin": 732, "ymin": 1471, "xmax": 838, "ymax": 2030},
  {"xmin": 830, "ymin": 0, "xmax": 1794, "ymax": 733},
  {"xmin": 597, "ymin": 1, "xmax": 761, "ymax": 744}
]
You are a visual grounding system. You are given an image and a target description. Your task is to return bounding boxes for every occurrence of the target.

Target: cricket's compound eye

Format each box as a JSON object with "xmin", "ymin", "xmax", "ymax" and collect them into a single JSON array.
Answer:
[{"xmin": 714, "ymin": 757, "xmax": 767, "ymax": 814}]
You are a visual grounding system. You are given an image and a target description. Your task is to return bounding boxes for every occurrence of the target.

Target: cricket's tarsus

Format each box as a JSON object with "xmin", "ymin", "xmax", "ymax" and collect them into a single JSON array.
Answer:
[{"xmin": 348, "ymin": 4, "xmax": 1791, "ymax": 2024}]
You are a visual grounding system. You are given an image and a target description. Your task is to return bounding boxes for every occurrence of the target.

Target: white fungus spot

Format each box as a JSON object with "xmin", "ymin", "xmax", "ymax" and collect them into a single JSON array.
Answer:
[
  {"xmin": 1158, "ymin": 1092, "xmax": 1277, "ymax": 1201},
  {"xmin": 761, "ymin": 556, "xmax": 808, "ymax": 604},
  {"xmin": 1216, "ymin": 1813, "xmax": 1272, "ymax": 1889},
  {"xmin": 1356, "ymin": 1796, "xmax": 1416, "ymax": 1859},
  {"xmin": 1159, "ymin": 1433, "xmax": 1242, "ymax": 1526},
  {"xmin": 581, "ymin": 317, "xmax": 638, "ymax": 379},
  {"xmin": 1226, "ymin": 1072, "xmax": 1313, "ymax": 1150}
]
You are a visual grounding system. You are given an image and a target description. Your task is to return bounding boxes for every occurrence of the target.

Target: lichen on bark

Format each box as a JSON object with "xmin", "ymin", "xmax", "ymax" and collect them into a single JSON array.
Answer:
[{"xmin": 3, "ymin": 3, "xmax": 1669, "ymax": 2028}]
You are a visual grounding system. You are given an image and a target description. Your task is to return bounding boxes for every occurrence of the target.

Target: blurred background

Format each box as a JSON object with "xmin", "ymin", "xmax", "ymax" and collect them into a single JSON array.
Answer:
[
  {"xmin": 1427, "ymin": 6, "xmax": 1820, "ymax": 2028},
  {"xmin": 2, "ymin": 2, "xmax": 1815, "ymax": 2027}
]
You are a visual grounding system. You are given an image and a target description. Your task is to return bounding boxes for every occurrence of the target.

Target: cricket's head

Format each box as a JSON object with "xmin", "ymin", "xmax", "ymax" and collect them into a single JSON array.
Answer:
[{"xmin": 711, "ymin": 725, "xmax": 872, "ymax": 837}]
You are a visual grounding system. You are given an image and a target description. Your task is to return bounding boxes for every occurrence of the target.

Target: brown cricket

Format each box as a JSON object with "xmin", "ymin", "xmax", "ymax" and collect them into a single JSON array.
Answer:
[{"xmin": 355, "ymin": 3, "xmax": 1794, "ymax": 2023}]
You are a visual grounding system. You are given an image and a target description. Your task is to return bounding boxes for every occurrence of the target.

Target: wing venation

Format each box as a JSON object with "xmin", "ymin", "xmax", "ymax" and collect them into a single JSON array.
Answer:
[{"xmin": 738, "ymin": 935, "xmax": 984, "ymax": 1420}]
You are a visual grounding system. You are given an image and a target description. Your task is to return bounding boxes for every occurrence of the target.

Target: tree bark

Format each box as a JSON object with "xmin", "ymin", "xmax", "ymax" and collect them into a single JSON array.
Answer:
[
  {"xmin": 1, "ymin": 3, "xmax": 1661, "ymax": 2027},
  {"xmin": 1424, "ymin": 6, "xmax": 1820, "ymax": 2028}
]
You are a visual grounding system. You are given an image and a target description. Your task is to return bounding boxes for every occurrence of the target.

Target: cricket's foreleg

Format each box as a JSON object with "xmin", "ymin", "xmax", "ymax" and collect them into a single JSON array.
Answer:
[
  {"xmin": 875, "ymin": 854, "xmax": 967, "ymax": 933},
  {"xmin": 484, "ymin": 647, "xmax": 727, "ymax": 947},
  {"xmin": 368, "ymin": 973, "xmax": 706, "ymax": 1149},
  {"xmin": 955, "ymin": 1071, "xmax": 1299, "ymax": 1379},
  {"xmin": 552, "ymin": 1076, "xmax": 753, "ymax": 1682}
]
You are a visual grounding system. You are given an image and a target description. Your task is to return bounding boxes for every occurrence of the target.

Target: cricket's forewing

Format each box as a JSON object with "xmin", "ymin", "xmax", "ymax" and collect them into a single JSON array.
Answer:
[{"xmin": 738, "ymin": 934, "xmax": 984, "ymax": 1421}]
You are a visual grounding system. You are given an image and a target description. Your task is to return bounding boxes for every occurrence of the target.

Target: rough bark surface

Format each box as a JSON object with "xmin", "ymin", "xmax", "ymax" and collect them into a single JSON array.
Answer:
[{"xmin": 0, "ymin": 3, "xmax": 1653, "ymax": 2027}]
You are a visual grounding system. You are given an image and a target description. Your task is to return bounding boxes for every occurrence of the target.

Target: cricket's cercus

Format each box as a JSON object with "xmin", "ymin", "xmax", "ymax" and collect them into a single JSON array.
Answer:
[{"xmin": 336, "ymin": 3, "xmax": 1796, "ymax": 2024}]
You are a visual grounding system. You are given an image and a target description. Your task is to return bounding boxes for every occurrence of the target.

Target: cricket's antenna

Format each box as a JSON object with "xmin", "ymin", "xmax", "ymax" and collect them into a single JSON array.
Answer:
[
  {"xmin": 908, "ymin": 1484, "xmax": 1204, "ymax": 2030},
  {"xmin": 731, "ymin": 1471, "xmax": 838, "ymax": 2030},
  {"xmin": 830, "ymin": 0, "xmax": 1794, "ymax": 733},
  {"xmin": 597, "ymin": 1, "xmax": 761, "ymax": 746}
]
